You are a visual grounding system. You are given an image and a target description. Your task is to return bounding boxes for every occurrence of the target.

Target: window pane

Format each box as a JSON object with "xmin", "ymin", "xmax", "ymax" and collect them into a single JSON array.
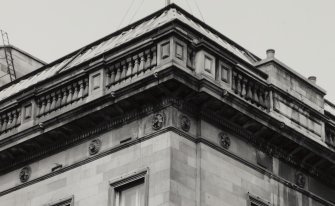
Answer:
[{"xmin": 119, "ymin": 182, "xmax": 144, "ymax": 206}]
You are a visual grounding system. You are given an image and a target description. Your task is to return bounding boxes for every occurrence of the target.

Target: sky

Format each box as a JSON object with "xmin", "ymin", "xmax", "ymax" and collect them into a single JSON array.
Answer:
[{"xmin": 0, "ymin": 0, "xmax": 334, "ymax": 101}]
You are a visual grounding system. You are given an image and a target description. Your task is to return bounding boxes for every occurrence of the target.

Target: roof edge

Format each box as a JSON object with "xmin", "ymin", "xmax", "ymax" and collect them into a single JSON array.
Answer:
[
  {"xmin": 255, "ymin": 58, "xmax": 327, "ymax": 95},
  {"xmin": 0, "ymin": 3, "xmax": 261, "ymax": 93}
]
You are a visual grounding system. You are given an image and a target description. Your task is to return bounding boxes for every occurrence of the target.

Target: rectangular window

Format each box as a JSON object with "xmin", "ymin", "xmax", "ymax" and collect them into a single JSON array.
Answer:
[
  {"xmin": 110, "ymin": 168, "xmax": 148, "ymax": 206},
  {"xmin": 116, "ymin": 179, "xmax": 145, "ymax": 206},
  {"xmin": 248, "ymin": 193, "xmax": 270, "ymax": 206}
]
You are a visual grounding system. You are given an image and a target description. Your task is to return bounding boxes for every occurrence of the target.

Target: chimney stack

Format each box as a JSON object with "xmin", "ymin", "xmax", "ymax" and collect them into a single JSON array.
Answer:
[
  {"xmin": 266, "ymin": 49, "xmax": 275, "ymax": 59},
  {"xmin": 308, "ymin": 76, "xmax": 317, "ymax": 84}
]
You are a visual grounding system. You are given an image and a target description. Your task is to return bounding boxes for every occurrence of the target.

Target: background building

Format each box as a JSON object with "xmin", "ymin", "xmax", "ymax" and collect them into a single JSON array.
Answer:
[{"xmin": 0, "ymin": 3, "xmax": 335, "ymax": 206}]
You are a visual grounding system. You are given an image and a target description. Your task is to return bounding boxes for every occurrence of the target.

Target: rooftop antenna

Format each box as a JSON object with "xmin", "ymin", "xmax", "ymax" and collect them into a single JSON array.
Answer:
[{"xmin": 0, "ymin": 30, "xmax": 16, "ymax": 81}]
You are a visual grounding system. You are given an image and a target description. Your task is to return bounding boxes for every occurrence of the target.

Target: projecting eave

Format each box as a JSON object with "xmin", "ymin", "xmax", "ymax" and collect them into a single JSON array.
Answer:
[{"xmin": 255, "ymin": 57, "xmax": 326, "ymax": 95}]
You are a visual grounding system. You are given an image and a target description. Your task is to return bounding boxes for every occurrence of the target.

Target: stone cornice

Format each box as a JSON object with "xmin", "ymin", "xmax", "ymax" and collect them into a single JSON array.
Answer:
[
  {"xmin": 0, "ymin": 62, "xmax": 334, "ymax": 177},
  {"xmin": 0, "ymin": 126, "xmax": 334, "ymax": 206}
]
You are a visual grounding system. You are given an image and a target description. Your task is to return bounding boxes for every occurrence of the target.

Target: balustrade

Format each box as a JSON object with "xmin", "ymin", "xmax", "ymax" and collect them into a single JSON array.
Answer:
[
  {"xmin": 36, "ymin": 77, "xmax": 89, "ymax": 117},
  {"xmin": 0, "ymin": 107, "xmax": 21, "ymax": 134},
  {"xmin": 232, "ymin": 70, "xmax": 270, "ymax": 110},
  {"xmin": 106, "ymin": 46, "xmax": 157, "ymax": 88}
]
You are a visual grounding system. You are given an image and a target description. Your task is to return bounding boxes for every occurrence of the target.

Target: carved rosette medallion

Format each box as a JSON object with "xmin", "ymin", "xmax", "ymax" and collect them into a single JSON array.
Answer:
[
  {"xmin": 180, "ymin": 115, "xmax": 190, "ymax": 132},
  {"xmin": 295, "ymin": 172, "xmax": 306, "ymax": 188},
  {"xmin": 19, "ymin": 166, "xmax": 31, "ymax": 183},
  {"xmin": 219, "ymin": 132, "xmax": 231, "ymax": 149},
  {"xmin": 89, "ymin": 139, "xmax": 102, "ymax": 155},
  {"xmin": 152, "ymin": 113, "xmax": 165, "ymax": 130}
]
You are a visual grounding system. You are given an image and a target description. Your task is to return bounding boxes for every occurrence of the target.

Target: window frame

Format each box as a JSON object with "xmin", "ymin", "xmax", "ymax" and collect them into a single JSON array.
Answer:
[
  {"xmin": 248, "ymin": 193, "xmax": 270, "ymax": 206},
  {"xmin": 109, "ymin": 168, "xmax": 149, "ymax": 206},
  {"xmin": 46, "ymin": 196, "xmax": 74, "ymax": 206}
]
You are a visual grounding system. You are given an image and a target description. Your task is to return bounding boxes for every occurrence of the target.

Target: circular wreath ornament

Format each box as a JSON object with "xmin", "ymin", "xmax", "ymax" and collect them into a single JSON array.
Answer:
[
  {"xmin": 180, "ymin": 115, "xmax": 191, "ymax": 132},
  {"xmin": 152, "ymin": 113, "xmax": 165, "ymax": 130},
  {"xmin": 19, "ymin": 166, "xmax": 31, "ymax": 183},
  {"xmin": 219, "ymin": 132, "xmax": 231, "ymax": 149},
  {"xmin": 295, "ymin": 172, "xmax": 306, "ymax": 188},
  {"xmin": 89, "ymin": 139, "xmax": 102, "ymax": 155}
]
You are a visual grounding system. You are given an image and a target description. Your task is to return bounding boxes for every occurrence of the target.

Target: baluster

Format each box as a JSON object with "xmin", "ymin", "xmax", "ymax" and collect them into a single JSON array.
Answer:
[
  {"xmin": 236, "ymin": 74, "xmax": 242, "ymax": 95},
  {"xmin": 66, "ymin": 85, "xmax": 73, "ymax": 104},
  {"xmin": 45, "ymin": 94, "xmax": 51, "ymax": 114},
  {"xmin": 106, "ymin": 67, "xmax": 111, "ymax": 87},
  {"xmin": 72, "ymin": 82, "xmax": 79, "ymax": 102},
  {"xmin": 253, "ymin": 84, "xmax": 260, "ymax": 105},
  {"xmin": 3, "ymin": 114, "xmax": 8, "ymax": 132},
  {"xmin": 120, "ymin": 61, "xmax": 126, "ymax": 83},
  {"xmin": 12, "ymin": 110, "xmax": 18, "ymax": 127},
  {"xmin": 77, "ymin": 80, "xmax": 84, "ymax": 99},
  {"xmin": 258, "ymin": 87, "xmax": 265, "ymax": 109},
  {"xmin": 241, "ymin": 79, "xmax": 247, "ymax": 97},
  {"xmin": 7, "ymin": 112, "xmax": 13, "ymax": 130},
  {"xmin": 144, "ymin": 49, "xmax": 151, "ymax": 71},
  {"xmin": 151, "ymin": 47, "xmax": 157, "ymax": 67},
  {"xmin": 0, "ymin": 119, "xmax": 4, "ymax": 133},
  {"xmin": 40, "ymin": 96, "xmax": 46, "ymax": 116},
  {"xmin": 0, "ymin": 118, "xmax": 3, "ymax": 133},
  {"xmin": 1, "ymin": 115, "xmax": 6, "ymax": 132},
  {"xmin": 126, "ymin": 58, "xmax": 132, "ymax": 80},
  {"xmin": 246, "ymin": 81, "xmax": 253, "ymax": 101},
  {"xmin": 16, "ymin": 109, "xmax": 21, "ymax": 126},
  {"xmin": 264, "ymin": 91, "xmax": 270, "ymax": 109},
  {"xmin": 83, "ymin": 78, "xmax": 89, "ymax": 97},
  {"xmin": 55, "ymin": 90, "xmax": 61, "ymax": 110},
  {"xmin": 138, "ymin": 52, "xmax": 144, "ymax": 75},
  {"xmin": 61, "ymin": 88, "xmax": 67, "ymax": 106},
  {"xmin": 114, "ymin": 63, "xmax": 121, "ymax": 83},
  {"xmin": 232, "ymin": 72, "xmax": 237, "ymax": 93},
  {"xmin": 132, "ymin": 55, "xmax": 139, "ymax": 76},
  {"xmin": 36, "ymin": 99, "xmax": 41, "ymax": 117},
  {"xmin": 50, "ymin": 92, "xmax": 56, "ymax": 112},
  {"xmin": 8, "ymin": 113, "xmax": 13, "ymax": 130},
  {"xmin": 71, "ymin": 84, "xmax": 77, "ymax": 103},
  {"xmin": 109, "ymin": 66, "xmax": 116, "ymax": 86}
]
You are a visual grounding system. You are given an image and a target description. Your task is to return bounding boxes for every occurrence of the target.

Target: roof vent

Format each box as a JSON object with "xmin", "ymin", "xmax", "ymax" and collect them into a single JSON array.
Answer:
[
  {"xmin": 266, "ymin": 49, "xmax": 275, "ymax": 59},
  {"xmin": 308, "ymin": 76, "xmax": 317, "ymax": 84}
]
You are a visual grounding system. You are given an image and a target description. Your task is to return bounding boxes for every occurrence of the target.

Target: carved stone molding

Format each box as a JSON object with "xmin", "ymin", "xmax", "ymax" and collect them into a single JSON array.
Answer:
[
  {"xmin": 19, "ymin": 166, "xmax": 31, "ymax": 183},
  {"xmin": 0, "ymin": 98, "xmax": 178, "ymax": 174},
  {"xmin": 180, "ymin": 115, "xmax": 190, "ymax": 132},
  {"xmin": 219, "ymin": 132, "xmax": 230, "ymax": 149},
  {"xmin": 295, "ymin": 171, "xmax": 306, "ymax": 188},
  {"xmin": 88, "ymin": 139, "xmax": 102, "ymax": 155},
  {"xmin": 152, "ymin": 113, "xmax": 165, "ymax": 130}
]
